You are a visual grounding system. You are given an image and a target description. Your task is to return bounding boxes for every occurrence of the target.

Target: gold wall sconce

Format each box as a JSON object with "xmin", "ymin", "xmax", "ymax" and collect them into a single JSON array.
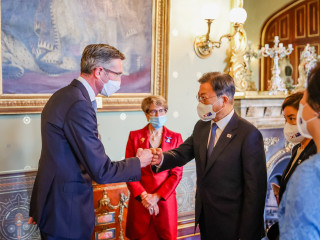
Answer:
[{"xmin": 194, "ymin": 7, "xmax": 247, "ymax": 59}]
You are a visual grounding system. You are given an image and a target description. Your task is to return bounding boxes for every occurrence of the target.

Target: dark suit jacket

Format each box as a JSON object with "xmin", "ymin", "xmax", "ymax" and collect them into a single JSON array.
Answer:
[
  {"xmin": 159, "ymin": 112, "xmax": 267, "ymax": 240},
  {"xmin": 279, "ymin": 139, "xmax": 316, "ymax": 201},
  {"xmin": 29, "ymin": 80, "xmax": 141, "ymax": 239}
]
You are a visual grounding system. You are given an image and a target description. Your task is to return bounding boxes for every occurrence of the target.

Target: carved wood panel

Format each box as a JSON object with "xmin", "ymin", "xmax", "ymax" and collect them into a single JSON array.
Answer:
[
  {"xmin": 266, "ymin": 22, "xmax": 278, "ymax": 42},
  {"xmin": 280, "ymin": 14, "xmax": 290, "ymax": 40},
  {"xmin": 295, "ymin": 5, "xmax": 306, "ymax": 38},
  {"xmin": 308, "ymin": 0, "xmax": 319, "ymax": 37},
  {"xmin": 261, "ymin": 0, "xmax": 320, "ymax": 90}
]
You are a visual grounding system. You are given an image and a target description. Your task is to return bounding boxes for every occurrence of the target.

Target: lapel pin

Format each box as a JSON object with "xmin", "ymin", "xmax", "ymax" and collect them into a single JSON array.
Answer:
[
  {"xmin": 141, "ymin": 137, "xmax": 145, "ymax": 143},
  {"xmin": 227, "ymin": 134, "xmax": 232, "ymax": 138},
  {"xmin": 165, "ymin": 136, "xmax": 172, "ymax": 143}
]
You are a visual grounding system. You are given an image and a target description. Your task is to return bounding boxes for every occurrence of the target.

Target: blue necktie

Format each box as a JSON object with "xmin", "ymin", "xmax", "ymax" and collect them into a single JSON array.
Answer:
[
  {"xmin": 207, "ymin": 122, "xmax": 218, "ymax": 161},
  {"xmin": 92, "ymin": 100, "xmax": 97, "ymax": 112}
]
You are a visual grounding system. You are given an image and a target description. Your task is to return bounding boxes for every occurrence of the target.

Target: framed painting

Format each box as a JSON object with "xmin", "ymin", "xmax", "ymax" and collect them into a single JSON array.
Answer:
[{"xmin": 0, "ymin": 0, "xmax": 170, "ymax": 114}]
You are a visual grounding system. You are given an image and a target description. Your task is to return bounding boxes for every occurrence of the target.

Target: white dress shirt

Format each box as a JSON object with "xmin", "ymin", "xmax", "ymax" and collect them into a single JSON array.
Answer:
[
  {"xmin": 77, "ymin": 76, "xmax": 96, "ymax": 102},
  {"xmin": 157, "ymin": 109, "xmax": 235, "ymax": 169},
  {"xmin": 208, "ymin": 109, "xmax": 234, "ymax": 147}
]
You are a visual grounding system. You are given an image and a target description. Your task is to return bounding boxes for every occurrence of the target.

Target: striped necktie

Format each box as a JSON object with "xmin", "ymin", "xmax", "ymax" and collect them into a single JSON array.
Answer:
[{"xmin": 207, "ymin": 122, "xmax": 218, "ymax": 162}]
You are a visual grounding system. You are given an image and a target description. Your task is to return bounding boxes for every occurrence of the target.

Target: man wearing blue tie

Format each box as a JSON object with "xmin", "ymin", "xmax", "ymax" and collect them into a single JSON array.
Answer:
[
  {"xmin": 28, "ymin": 44, "xmax": 153, "ymax": 239},
  {"xmin": 152, "ymin": 72, "xmax": 267, "ymax": 240}
]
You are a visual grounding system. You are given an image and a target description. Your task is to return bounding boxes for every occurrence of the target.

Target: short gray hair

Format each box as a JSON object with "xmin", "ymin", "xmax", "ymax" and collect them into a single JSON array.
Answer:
[
  {"xmin": 141, "ymin": 96, "xmax": 168, "ymax": 114},
  {"xmin": 80, "ymin": 44, "xmax": 125, "ymax": 74}
]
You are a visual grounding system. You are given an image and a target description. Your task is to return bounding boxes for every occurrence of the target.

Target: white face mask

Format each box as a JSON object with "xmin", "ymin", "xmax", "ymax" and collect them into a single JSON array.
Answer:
[
  {"xmin": 100, "ymin": 80, "xmax": 121, "ymax": 97},
  {"xmin": 197, "ymin": 98, "xmax": 223, "ymax": 121},
  {"xmin": 296, "ymin": 103, "xmax": 318, "ymax": 139},
  {"xmin": 283, "ymin": 122, "xmax": 305, "ymax": 144}
]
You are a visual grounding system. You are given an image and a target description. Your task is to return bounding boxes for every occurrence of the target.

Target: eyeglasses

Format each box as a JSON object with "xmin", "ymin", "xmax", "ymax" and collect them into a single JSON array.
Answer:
[
  {"xmin": 103, "ymin": 68, "xmax": 122, "ymax": 77},
  {"xmin": 148, "ymin": 108, "xmax": 167, "ymax": 116},
  {"xmin": 196, "ymin": 95, "xmax": 217, "ymax": 102}
]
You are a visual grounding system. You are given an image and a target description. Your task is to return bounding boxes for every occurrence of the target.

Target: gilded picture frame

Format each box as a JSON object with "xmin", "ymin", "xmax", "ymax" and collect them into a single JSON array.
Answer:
[{"xmin": 0, "ymin": 0, "xmax": 170, "ymax": 114}]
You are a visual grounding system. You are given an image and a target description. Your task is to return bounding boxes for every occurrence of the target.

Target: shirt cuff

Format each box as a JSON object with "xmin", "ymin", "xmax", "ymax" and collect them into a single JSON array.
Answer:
[{"xmin": 155, "ymin": 155, "xmax": 164, "ymax": 172}]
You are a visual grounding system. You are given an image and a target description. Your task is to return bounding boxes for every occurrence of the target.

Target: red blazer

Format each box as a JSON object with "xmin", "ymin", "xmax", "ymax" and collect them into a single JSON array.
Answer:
[{"xmin": 125, "ymin": 125, "xmax": 183, "ymax": 240}]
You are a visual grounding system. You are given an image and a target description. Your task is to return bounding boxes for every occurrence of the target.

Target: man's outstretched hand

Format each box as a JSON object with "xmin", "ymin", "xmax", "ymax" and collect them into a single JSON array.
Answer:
[
  {"xmin": 151, "ymin": 148, "xmax": 163, "ymax": 165},
  {"xmin": 136, "ymin": 148, "xmax": 153, "ymax": 167}
]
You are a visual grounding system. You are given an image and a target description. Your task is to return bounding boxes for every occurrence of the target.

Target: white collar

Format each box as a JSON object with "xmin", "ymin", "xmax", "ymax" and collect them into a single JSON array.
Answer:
[
  {"xmin": 77, "ymin": 76, "xmax": 96, "ymax": 102},
  {"xmin": 212, "ymin": 109, "xmax": 234, "ymax": 130}
]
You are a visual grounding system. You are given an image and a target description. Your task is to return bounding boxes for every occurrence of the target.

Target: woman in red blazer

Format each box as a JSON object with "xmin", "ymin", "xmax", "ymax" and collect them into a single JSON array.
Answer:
[{"xmin": 125, "ymin": 96, "xmax": 183, "ymax": 240}]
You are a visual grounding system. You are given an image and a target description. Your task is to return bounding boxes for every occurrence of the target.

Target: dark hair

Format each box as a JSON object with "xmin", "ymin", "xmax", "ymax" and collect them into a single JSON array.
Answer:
[
  {"xmin": 307, "ymin": 62, "xmax": 320, "ymax": 112},
  {"xmin": 80, "ymin": 44, "xmax": 125, "ymax": 74},
  {"xmin": 281, "ymin": 91, "xmax": 304, "ymax": 111},
  {"xmin": 198, "ymin": 72, "xmax": 235, "ymax": 101}
]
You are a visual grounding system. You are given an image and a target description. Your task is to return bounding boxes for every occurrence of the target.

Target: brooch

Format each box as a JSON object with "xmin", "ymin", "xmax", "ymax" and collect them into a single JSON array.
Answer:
[
  {"xmin": 165, "ymin": 136, "xmax": 172, "ymax": 143},
  {"xmin": 140, "ymin": 137, "xmax": 145, "ymax": 143}
]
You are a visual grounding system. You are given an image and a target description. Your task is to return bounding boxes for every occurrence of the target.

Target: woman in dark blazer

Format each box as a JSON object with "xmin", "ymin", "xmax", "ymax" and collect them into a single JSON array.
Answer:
[{"xmin": 267, "ymin": 92, "xmax": 317, "ymax": 240}]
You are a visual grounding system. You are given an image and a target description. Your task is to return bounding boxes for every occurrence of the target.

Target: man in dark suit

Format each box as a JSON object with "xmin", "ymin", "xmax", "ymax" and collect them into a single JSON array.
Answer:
[
  {"xmin": 152, "ymin": 72, "xmax": 267, "ymax": 240},
  {"xmin": 28, "ymin": 44, "xmax": 153, "ymax": 239}
]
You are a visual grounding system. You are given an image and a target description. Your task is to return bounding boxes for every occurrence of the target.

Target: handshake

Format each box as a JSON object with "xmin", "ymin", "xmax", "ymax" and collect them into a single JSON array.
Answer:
[{"xmin": 136, "ymin": 148, "xmax": 163, "ymax": 168}]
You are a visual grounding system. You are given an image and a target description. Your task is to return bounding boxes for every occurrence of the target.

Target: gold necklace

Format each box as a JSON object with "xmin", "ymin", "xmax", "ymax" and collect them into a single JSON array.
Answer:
[{"xmin": 150, "ymin": 129, "xmax": 162, "ymax": 141}]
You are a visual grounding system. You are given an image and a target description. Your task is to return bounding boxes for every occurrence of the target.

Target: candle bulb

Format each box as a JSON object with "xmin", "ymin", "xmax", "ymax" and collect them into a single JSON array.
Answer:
[
  {"xmin": 265, "ymin": 44, "xmax": 269, "ymax": 49},
  {"xmin": 279, "ymin": 43, "xmax": 283, "ymax": 48},
  {"xmin": 288, "ymin": 44, "xmax": 293, "ymax": 49}
]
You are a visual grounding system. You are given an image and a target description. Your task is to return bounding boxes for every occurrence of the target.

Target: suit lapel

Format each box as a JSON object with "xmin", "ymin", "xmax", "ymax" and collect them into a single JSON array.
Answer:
[
  {"xmin": 199, "ymin": 121, "xmax": 212, "ymax": 172},
  {"xmin": 204, "ymin": 113, "xmax": 239, "ymax": 175}
]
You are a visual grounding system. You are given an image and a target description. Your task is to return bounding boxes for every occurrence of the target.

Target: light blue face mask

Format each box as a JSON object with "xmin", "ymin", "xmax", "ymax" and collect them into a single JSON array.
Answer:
[{"xmin": 149, "ymin": 115, "xmax": 167, "ymax": 129}]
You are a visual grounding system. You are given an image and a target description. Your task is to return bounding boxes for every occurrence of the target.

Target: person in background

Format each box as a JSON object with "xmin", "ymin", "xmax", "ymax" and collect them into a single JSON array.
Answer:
[
  {"xmin": 125, "ymin": 96, "xmax": 183, "ymax": 240},
  {"xmin": 279, "ymin": 91, "xmax": 316, "ymax": 201},
  {"xmin": 28, "ymin": 44, "xmax": 152, "ymax": 240},
  {"xmin": 151, "ymin": 72, "xmax": 267, "ymax": 240},
  {"xmin": 279, "ymin": 63, "xmax": 320, "ymax": 239},
  {"xmin": 267, "ymin": 91, "xmax": 316, "ymax": 240}
]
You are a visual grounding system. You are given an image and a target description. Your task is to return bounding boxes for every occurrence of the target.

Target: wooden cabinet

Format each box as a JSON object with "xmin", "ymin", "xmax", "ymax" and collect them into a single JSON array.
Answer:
[
  {"xmin": 91, "ymin": 161, "xmax": 200, "ymax": 239},
  {"xmin": 92, "ymin": 182, "xmax": 129, "ymax": 240}
]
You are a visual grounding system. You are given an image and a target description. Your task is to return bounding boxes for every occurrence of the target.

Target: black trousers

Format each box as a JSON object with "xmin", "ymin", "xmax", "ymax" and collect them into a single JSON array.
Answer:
[{"xmin": 199, "ymin": 209, "xmax": 207, "ymax": 240}]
